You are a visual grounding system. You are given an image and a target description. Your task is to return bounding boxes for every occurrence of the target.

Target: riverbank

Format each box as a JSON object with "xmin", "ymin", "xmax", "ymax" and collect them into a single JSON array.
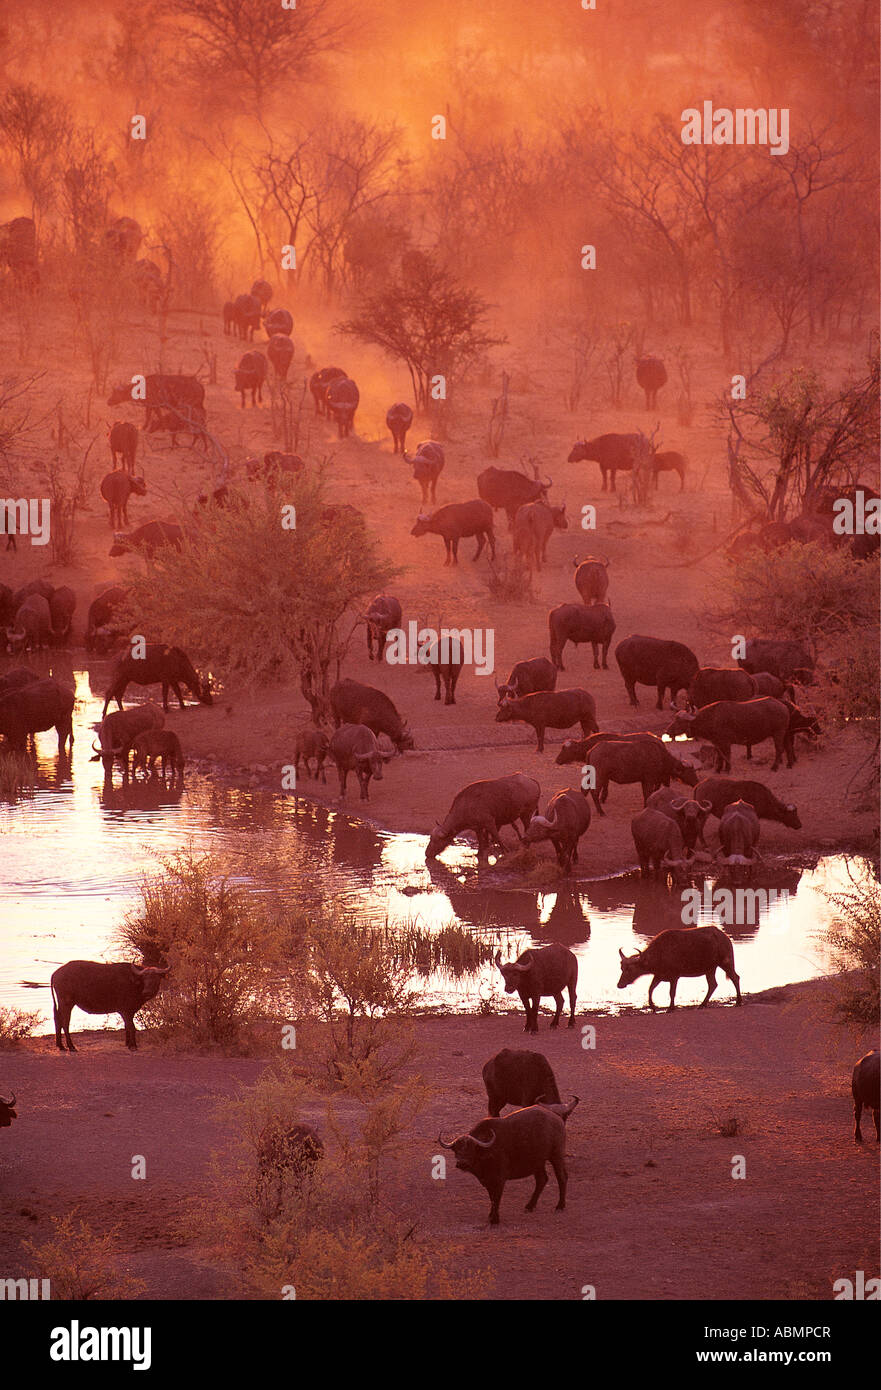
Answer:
[{"xmin": 1, "ymin": 976, "xmax": 876, "ymax": 1301}]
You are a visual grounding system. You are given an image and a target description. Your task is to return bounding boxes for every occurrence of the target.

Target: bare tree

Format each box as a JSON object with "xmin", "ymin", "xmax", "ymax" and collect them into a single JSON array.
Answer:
[{"xmin": 0, "ymin": 83, "xmax": 71, "ymax": 225}]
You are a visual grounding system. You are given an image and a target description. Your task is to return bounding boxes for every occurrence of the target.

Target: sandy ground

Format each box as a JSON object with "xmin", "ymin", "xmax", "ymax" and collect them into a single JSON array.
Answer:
[
  {"xmin": 0, "ymin": 978, "xmax": 877, "ymax": 1301},
  {"xmin": 0, "ymin": 300, "xmax": 877, "ymax": 875}
]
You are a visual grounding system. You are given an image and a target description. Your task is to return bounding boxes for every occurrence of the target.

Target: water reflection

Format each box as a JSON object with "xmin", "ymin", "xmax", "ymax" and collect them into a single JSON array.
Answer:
[{"xmin": 0, "ymin": 665, "xmax": 845, "ymax": 1024}]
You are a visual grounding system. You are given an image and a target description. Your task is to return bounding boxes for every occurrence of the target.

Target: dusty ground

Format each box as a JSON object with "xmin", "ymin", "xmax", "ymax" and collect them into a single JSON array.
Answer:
[
  {"xmin": 0, "ymin": 299, "xmax": 877, "ymax": 874},
  {"xmin": 0, "ymin": 978, "xmax": 877, "ymax": 1301}
]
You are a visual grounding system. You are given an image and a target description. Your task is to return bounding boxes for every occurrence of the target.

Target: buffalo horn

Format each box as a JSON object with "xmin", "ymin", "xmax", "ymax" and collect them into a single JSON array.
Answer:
[
  {"xmin": 0, "ymin": 1092, "xmax": 15, "ymax": 1108},
  {"xmin": 698, "ymin": 800, "xmax": 712, "ymax": 811},
  {"xmin": 469, "ymin": 1131, "xmax": 496, "ymax": 1149},
  {"xmin": 437, "ymin": 1132, "xmax": 457, "ymax": 1149}
]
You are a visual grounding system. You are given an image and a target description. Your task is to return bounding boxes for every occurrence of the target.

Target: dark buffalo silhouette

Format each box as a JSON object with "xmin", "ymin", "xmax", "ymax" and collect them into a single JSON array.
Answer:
[{"xmin": 51, "ymin": 960, "xmax": 169, "ymax": 1050}]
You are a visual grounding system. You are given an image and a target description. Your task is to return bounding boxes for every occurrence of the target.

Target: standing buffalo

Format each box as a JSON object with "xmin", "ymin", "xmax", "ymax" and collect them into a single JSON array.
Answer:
[
  {"xmin": 495, "ymin": 942, "xmax": 578, "ymax": 1032},
  {"xmin": 582, "ymin": 738, "xmax": 697, "ymax": 815},
  {"xmin": 293, "ymin": 728, "xmax": 329, "ymax": 783},
  {"xmin": 263, "ymin": 307, "xmax": 293, "ymax": 337},
  {"xmin": 404, "ymin": 442, "xmax": 444, "ymax": 505},
  {"xmin": 482, "ymin": 1048, "xmax": 561, "ymax": 1115},
  {"xmin": 438, "ymin": 1105, "xmax": 568, "ymax": 1225},
  {"xmin": 250, "ymin": 279, "xmax": 272, "ymax": 308},
  {"xmin": 7, "ymin": 594, "xmax": 52, "ymax": 653},
  {"xmin": 513, "ymin": 501, "xmax": 568, "ymax": 571},
  {"xmin": 329, "ymin": 722, "xmax": 394, "ymax": 800},
  {"xmin": 91, "ymin": 704, "xmax": 165, "ymax": 781},
  {"xmin": 233, "ymin": 293, "xmax": 261, "ymax": 340},
  {"xmin": 48, "ymin": 586, "xmax": 76, "ymax": 646},
  {"xmin": 109, "ymin": 420, "xmax": 138, "ymax": 473},
  {"xmin": 103, "ymin": 644, "xmax": 211, "ymax": 714},
  {"xmin": 222, "ymin": 301, "xmax": 237, "ymax": 334},
  {"xmin": 326, "ymin": 377, "xmax": 360, "ymax": 437},
  {"xmin": 666, "ymin": 698, "xmax": 793, "ymax": 772},
  {"xmin": 365, "ymin": 595, "xmax": 402, "ymax": 663},
  {"xmin": 309, "ymin": 367, "xmax": 347, "ymax": 415},
  {"xmin": 427, "ymin": 774, "xmax": 540, "ymax": 861},
  {"xmin": 330, "ymin": 678, "xmax": 413, "ymax": 753},
  {"xmin": 495, "ymin": 688, "xmax": 598, "ymax": 753},
  {"xmin": 131, "ymin": 729, "xmax": 185, "ymax": 783},
  {"xmin": 717, "ymin": 800, "xmax": 761, "ymax": 866},
  {"xmin": 85, "ymin": 586, "xmax": 129, "ymax": 653},
  {"xmin": 235, "ymin": 351, "xmax": 267, "ymax": 407},
  {"xmin": 386, "ymin": 402, "xmax": 414, "ymax": 453},
  {"xmin": 631, "ymin": 807, "xmax": 689, "ymax": 879},
  {"xmin": 616, "ymin": 635, "xmax": 700, "ymax": 709},
  {"xmin": 0, "ymin": 1091, "xmax": 16, "ymax": 1128},
  {"xmin": 693, "ymin": 777, "xmax": 801, "ymax": 829},
  {"xmin": 51, "ymin": 959, "xmax": 169, "ymax": 1050},
  {"xmin": 737, "ymin": 638, "xmax": 815, "ymax": 684},
  {"xmin": 108, "ymin": 374, "xmax": 205, "ymax": 431},
  {"xmin": 652, "ymin": 450, "xmax": 686, "ymax": 489},
  {"xmin": 100, "ymin": 470, "xmax": 147, "ymax": 529},
  {"xmin": 411, "ymin": 501, "xmax": 495, "ymax": 565},
  {"xmin": 496, "ymin": 657, "xmax": 557, "ymax": 702},
  {"xmin": 424, "ymin": 635, "xmax": 466, "ymax": 706},
  {"xmin": 549, "ymin": 603, "xmax": 616, "ymax": 671},
  {"xmin": 267, "ymin": 335, "xmax": 294, "ymax": 380},
  {"xmin": 645, "ymin": 786, "xmax": 712, "ymax": 852},
  {"xmin": 523, "ymin": 789, "xmax": 591, "ymax": 871},
  {"xmin": 686, "ymin": 667, "xmax": 765, "ymax": 711},
  {"xmin": 617, "ymin": 925, "xmax": 741, "ymax": 1011},
  {"xmin": 568, "ymin": 434, "xmax": 639, "ymax": 492},
  {"xmin": 109, "ymin": 521, "xmax": 184, "ymax": 557},
  {"xmin": 573, "ymin": 556, "xmax": 610, "ymax": 605},
  {"xmin": 477, "ymin": 466, "xmax": 552, "ymax": 528},
  {"xmin": 0, "ymin": 678, "xmax": 74, "ymax": 752},
  {"xmin": 145, "ymin": 405, "xmax": 208, "ymax": 449},
  {"xmin": 257, "ymin": 1121, "xmax": 323, "ymax": 1212},
  {"xmin": 636, "ymin": 355, "xmax": 667, "ymax": 409},
  {"xmin": 852, "ymin": 1050, "xmax": 880, "ymax": 1143}
]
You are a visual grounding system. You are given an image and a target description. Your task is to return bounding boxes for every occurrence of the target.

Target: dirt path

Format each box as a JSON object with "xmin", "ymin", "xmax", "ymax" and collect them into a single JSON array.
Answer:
[{"xmin": 0, "ymin": 979, "xmax": 876, "ymax": 1300}]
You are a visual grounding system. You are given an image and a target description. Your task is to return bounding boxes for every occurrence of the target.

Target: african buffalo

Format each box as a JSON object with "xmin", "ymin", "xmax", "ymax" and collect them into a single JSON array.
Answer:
[
  {"xmin": 652, "ymin": 450, "xmax": 686, "ymax": 489},
  {"xmin": 0, "ymin": 678, "xmax": 74, "ymax": 752},
  {"xmin": 293, "ymin": 728, "xmax": 329, "ymax": 783},
  {"xmin": 257, "ymin": 1120, "xmax": 323, "ymax": 1212},
  {"xmin": 329, "ymin": 722, "xmax": 394, "ymax": 800},
  {"xmin": 424, "ymin": 635, "xmax": 466, "ymax": 706},
  {"xmin": 365, "ymin": 595, "xmax": 402, "ymax": 663},
  {"xmin": 852, "ymin": 1050, "xmax": 880, "ymax": 1143},
  {"xmin": 411, "ymin": 501, "xmax": 495, "ymax": 565},
  {"xmin": 513, "ymin": 501, "xmax": 567, "ymax": 570},
  {"xmin": 495, "ymin": 942, "xmax": 578, "ymax": 1033},
  {"xmin": 386, "ymin": 402, "xmax": 413, "ymax": 453},
  {"xmin": 91, "ymin": 703, "xmax": 165, "ymax": 780},
  {"xmin": 582, "ymin": 738, "xmax": 697, "ymax": 815},
  {"xmin": 573, "ymin": 556, "xmax": 610, "ymax": 605},
  {"xmin": 329, "ymin": 678, "xmax": 413, "ymax": 753},
  {"xmin": 645, "ymin": 785, "xmax": 712, "ymax": 852},
  {"xmin": 131, "ymin": 729, "xmax": 185, "ymax": 783},
  {"xmin": 686, "ymin": 667, "xmax": 760, "ymax": 711},
  {"xmin": 0, "ymin": 666, "xmax": 38, "ymax": 698},
  {"xmin": 523, "ymin": 788, "xmax": 591, "ymax": 871},
  {"xmin": 693, "ymin": 776, "xmax": 801, "ymax": 829},
  {"xmin": 495, "ymin": 688, "xmax": 598, "ymax": 753},
  {"xmin": 48, "ymin": 586, "xmax": 76, "ymax": 646},
  {"xmin": 85, "ymin": 586, "xmax": 129, "ymax": 653},
  {"xmin": 427, "ymin": 773, "xmax": 540, "ymax": 861},
  {"xmin": 438, "ymin": 1104, "xmax": 567, "ymax": 1226},
  {"xmin": 51, "ymin": 959, "xmax": 169, "ymax": 1051},
  {"xmin": 103, "ymin": 644, "xmax": 211, "ymax": 714},
  {"xmin": 267, "ymin": 334, "xmax": 294, "ymax": 380},
  {"xmin": 109, "ymin": 520, "xmax": 184, "ymax": 557},
  {"xmin": 263, "ymin": 307, "xmax": 293, "ymax": 337},
  {"xmin": 235, "ymin": 350, "xmax": 267, "ymax": 407},
  {"xmin": 404, "ymin": 441, "xmax": 444, "ymax": 505},
  {"xmin": 109, "ymin": 420, "xmax": 138, "ymax": 473},
  {"xmin": 6, "ymin": 593, "xmax": 51, "ymax": 653},
  {"xmin": 482, "ymin": 1048, "xmax": 561, "ymax": 1116},
  {"xmin": 326, "ymin": 377, "xmax": 360, "ymax": 438},
  {"xmin": 616, "ymin": 635, "xmax": 700, "ymax": 709},
  {"xmin": 108, "ymin": 374, "xmax": 205, "ymax": 430},
  {"xmin": 0, "ymin": 1091, "xmax": 16, "ymax": 1128},
  {"xmin": 100, "ymin": 470, "xmax": 147, "ymax": 529},
  {"xmin": 631, "ymin": 806, "xmax": 689, "ymax": 879},
  {"xmin": 309, "ymin": 366, "xmax": 347, "ymax": 416},
  {"xmin": 568, "ymin": 433, "xmax": 639, "ymax": 492},
  {"xmin": 477, "ymin": 466, "xmax": 552, "ymax": 528},
  {"xmin": 556, "ymin": 730, "xmax": 664, "ymax": 767},
  {"xmin": 617, "ymin": 925, "xmax": 741, "ymax": 1011},
  {"xmin": 737, "ymin": 638, "xmax": 815, "ymax": 685},
  {"xmin": 549, "ymin": 603, "xmax": 615, "ymax": 671},
  {"xmin": 145, "ymin": 404, "xmax": 208, "ymax": 449},
  {"xmin": 717, "ymin": 800, "xmax": 761, "ymax": 866},
  {"xmin": 666, "ymin": 697, "xmax": 793, "ymax": 772},
  {"xmin": 233, "ymin": 292, "xmax": 261, "ymax": 340},
  {"xmin": 636, "ymin": 355, "xmax": 667, "ymax": 409},
  {"xmin": 496, "ymin": 657, "xmax": 557, "ymax": 702}
]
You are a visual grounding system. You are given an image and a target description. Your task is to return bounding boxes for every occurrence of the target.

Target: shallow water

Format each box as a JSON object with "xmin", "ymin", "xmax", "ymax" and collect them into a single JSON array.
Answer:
[{"xmin": 0, "ymin": 664, "xmax": 846, "ymax": 1030}]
